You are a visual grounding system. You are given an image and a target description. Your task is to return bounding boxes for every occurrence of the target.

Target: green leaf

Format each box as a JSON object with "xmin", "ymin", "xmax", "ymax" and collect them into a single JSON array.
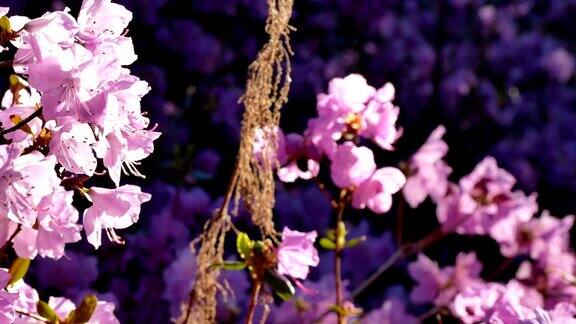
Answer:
[
  {"xmin": 67, "ymin": 294, "xmax": 98, "ymax": 324},
  {"xmin": 222, "ymin": 261, "xmax": 246, "ymax": 270},
  {"xmin": 344, "ymin": 236, "xmax": 367, "ymax": 248},
  {"xmin": 8, "ymin": 258, "xmax": 30, "ymax": 286},
  {"xmin": 264, "ymin": 269, "xmax": 295, "ymax": 301},
  {"xmin": 236, "ymin": 232, "xmax": 253, "ymax": 259},
  {"xmin": 319, "ymin": 237, "xmax": 336, "ymax": 250},
  {"xmin": 326, "ymin": 229, "xmax": 336, "ymax": 241},
  {"xmin": 37, "ymin": 300, "xmax": 58, "ymax": 323}
]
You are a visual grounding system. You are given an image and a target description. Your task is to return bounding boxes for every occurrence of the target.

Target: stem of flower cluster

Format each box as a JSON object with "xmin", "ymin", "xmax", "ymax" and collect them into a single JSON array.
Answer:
[
  {"xmin": 351, "ymin": 214, "xmax": 474, "ymax": 299},
  {"xmin": 245, "ymin": 281, "xmax": 261, "ymax": 324},
  {"xmin": 334, "ymin": 190, "xmax": 347, "ymax": 324},
  {"xmin": 0, "ymin": 224, "xmax": 22, "ymax": 259},
  {"xmin": 0, "ymin": 60, "xmax": 12, "ymax": 69},
  {"xmin": 396, "ymin": 195, "xmax": 405, "ymax": 245},
  {"xmin": 350, "ymin": 227, "xmax": 445, "ymax": 299},
  {"xmin": 14, "ymin": 309, "xmax": 49, "ymax": 323}
]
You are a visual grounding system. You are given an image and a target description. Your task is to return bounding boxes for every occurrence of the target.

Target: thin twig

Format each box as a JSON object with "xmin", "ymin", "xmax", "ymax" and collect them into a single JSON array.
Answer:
[
  {"xmin": 351, "ymin": 213, "xmax": 474, "ymax": 299},
  {"xmin": 0, "ymin": 224, "xmax": 22, "ymax": 256},
  {"xmin": 334, "ymin": 190, "xmax": 347, "ymax": 324},
  {"xmin": 0, "ymin": 107, "xmax": 42, "ymax": 136},
  {"xmin": 350, "ymin": 247, "xmax": 405, "ymax": 299},
  {"xmin": 245, "ymin": 281, "xmax": 261, "ymax": 324},
  {"xmin": 0, "ymin": 60, "xmax": 12, "ymax": 69},
  {"xmin": 15, "ymin": 309, "xmax": 49, "ymax": 323},
  {"xmin": 396, "ymin": 195, "xmax": 405, "ymax": 245}
]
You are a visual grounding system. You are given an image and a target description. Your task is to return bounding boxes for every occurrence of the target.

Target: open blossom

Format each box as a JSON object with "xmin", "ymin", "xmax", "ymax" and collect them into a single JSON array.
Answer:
[
  {"xmin": 329, "ymin": 143, "xmax": 405, "ymax": 214},
  {"xmin": 409, "ymin": 252, "xmax": 482, "ymax": 306},
  {"xmin": 11, "ymin": 0, "xmax": 159, "ymax": 187},
  {"xmin": 352, "ymin": 167, "xmax": 406, "ymax": 214},
  {"xmin": 12, "ymin": 188, "xmax": 81, "ymax": 259},
  {"xmin": 83, "ymin": 185, "xmax": 151, "ymax": 249},
  {"xmin": 402, "ymin": 125, "xmax": 452, "ymax": 208},
  {"xmin": 305, "ymin": 74, "xmax": 400, "ymax": 156},
  {"xmin": 277, "ymin": 133, "xmax": 320, "ymax": 183},
  {"xmin": 330, "ymin": 143, "xmax": 376, "ymax": 188},
  {"xmin": 0, "ymin": 145, "xmax": 60, "ymax": 227},
  {"xmin": 77, "ymin": 0, "xmax": 133, "ymax": 44},
  {"xmin": 436, "ymin": 157, "xmax": 537, "ymax": 235},
  {"xmin": 253, "ymin": 127, "xmax": 320, "ymax": 183},
  {"xmin": 516, "ymin": 250, "xmax": 576, "ymax": 308},
  {"xmin": 0, "ymin": 269, "xmax": 17, "ymax": 323},
  {"xmin": 490, "ymin": 211, "xmax": 574, "ymax": 258},
  {"xmin": 276, "ymin": 227, "xmax": 319, "ymax": 280},
  {"xmin": 451, "ymin": 281, "xmax": 543, "ymax": 324},
  {"xmin": 49, "ymin": 119, "xmax": 98, "ymax": 176}
]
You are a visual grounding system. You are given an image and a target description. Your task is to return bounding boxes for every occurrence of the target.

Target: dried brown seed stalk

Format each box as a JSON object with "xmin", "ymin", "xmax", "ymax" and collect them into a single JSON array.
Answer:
[{"xmin": 176, "ymin": 0, "xmax": 294, "ymax": 323}]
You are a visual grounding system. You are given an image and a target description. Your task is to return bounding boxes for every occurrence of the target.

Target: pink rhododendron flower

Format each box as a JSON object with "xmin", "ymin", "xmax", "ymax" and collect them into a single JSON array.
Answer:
[
  {"xmin": 490, "ymin": 210, "xmax": 574, "ymax": 258},
  {"xmin": 252, "ymin": 126, "xmax": 285, "ymax": 165},
  {"xmin": 277, "ymin": 133, "xmax": 320, "ymax": 183},
  {"xmin": 49, "ymin": 119, "xmax": 98, "ymax": 176},
  {"xmin": 352, "ymin": 167, "xmax": 406, "ymax": 214},
  {"xmin": 330, "ymin": 143, "xmax": 376, "ymax": 188},
  {"xmin": 516, "ymin": 250, "xmax": 576, "ymax": 308},
  {"xmin": 0, "ymin": 269, "xmax": 17, "ymax": 323},
  {"xmin": 403, "ymin": 125, "xmax": 452, "ymax": 207},
  {"xmin": 28, "ymin": 43, "xmax": 118, "ymax": 121},
  {"xmin": 83, "ymin": 185, "xmax": 151, "ymax": 249},
  {"xmin": 452, "ymin": 281, "xmax": 544, "ymax": 324},
  {"xmin": 77, "ymin": 0, "xmax": 133, "ymax": 44},
  {"xmin": 12, "ymin": 188, "xmax": 81, "ymax": 259},
  {"xmin": 0, "ymin": 145, "xmax": 60, "ymax": 227},
  {"xmin": 253, "ymin": 127, "xmax": 320, "ymax": 183},
  {"xmin": 451, "ymin": 283, "xmax": 506, "ymax": 323},
  {"xmin": 306, "ymin": 74, "xmax": 400, "ymax": 156},
  {"xmin": 6, "ymin": 278, "xmax": 40, "ymax": 321},
  {"xmin": 436, "ymin": 157, "xmax": 537, "ymax": 235},
  {"xmin": 329, "ymin": 143, "xmax": 405, "ymax": 214},
  {"xmin": 409, "ymin": 252, "xmax": 482, "ymax": 306},
  {"xmin": 276, "ymin": 227, "xmax": 319, "ymax": 280},
  {"xmin": 0, "ymin": 105, "xmax": 42, "ymax": 150}
]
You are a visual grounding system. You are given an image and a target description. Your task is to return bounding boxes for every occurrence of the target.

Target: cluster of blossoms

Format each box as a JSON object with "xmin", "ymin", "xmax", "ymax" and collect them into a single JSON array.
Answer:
[
  {"xmin": 237, "ymin": 73, "xmax": 576, "ymax": 323},
  {"xmin": 0, "ymin": 0, "xmax": 158, "ymax": 322},
  {"xmin": 262, "ymin": 74, "xmax": 406, "ymax": 215}
]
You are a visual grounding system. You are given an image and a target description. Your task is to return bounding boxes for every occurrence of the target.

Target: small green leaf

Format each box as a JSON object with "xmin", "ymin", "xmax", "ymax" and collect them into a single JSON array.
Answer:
[
  {"xmin": 8, "ymin": 258, "xmax": 30, "ymax": 286},
  {"xmin": 319, "ymin": 237, "xmax": 336, "ymax": 250},
  {"xmin": 222, "ymin": 261, "xmax": 246, "ymax": 270},
  {"xmin": 326, "ymin": 229, "xmax": 336, "ymax": 241},
  {"xmin": 37, "ymin": 300, "xmax": 58, "ymax": 323},
  {"xmin": 236, "ymin": 232, "xmax": 254, "ymax": 259},
  {"xmin": 344, "ymin": 236, "xmax": 367, "ymax": 248},
  {"xmin": 67, "ymin": 294, "xmax": 98, "ymax": 324},
  {"xmin": 264, "ymin": 269, "xmax": 295, "ymax": 301}
]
